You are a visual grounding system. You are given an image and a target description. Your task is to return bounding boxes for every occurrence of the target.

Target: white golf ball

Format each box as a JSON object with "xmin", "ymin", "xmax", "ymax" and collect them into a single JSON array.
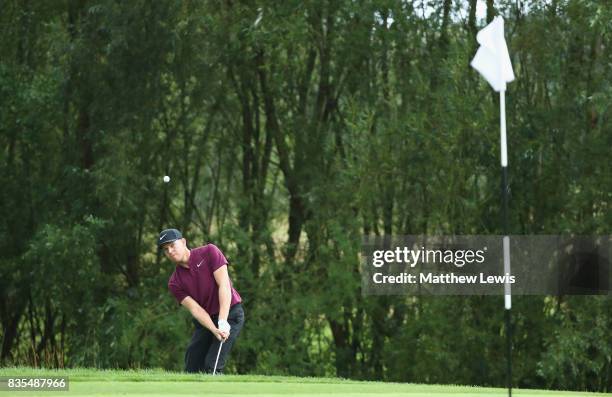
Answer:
[{"xmin": 163, "ymin": 175, "xmax": 170, "ymax": 183}]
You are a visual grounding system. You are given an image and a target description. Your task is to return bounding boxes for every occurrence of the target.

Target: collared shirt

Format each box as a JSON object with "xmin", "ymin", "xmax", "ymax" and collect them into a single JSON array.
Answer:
[{"xmin": 168, "ymin": 244, "xmax": 242, "ymax": 315}]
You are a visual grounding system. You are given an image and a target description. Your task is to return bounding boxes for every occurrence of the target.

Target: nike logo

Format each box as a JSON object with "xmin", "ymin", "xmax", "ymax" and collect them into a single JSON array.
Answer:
[
  {"xmin": 159, "ymin": 234, "xmax": 167, "ymax": 241},
  {"xmin": 197, "ymin": 260, "xmax": 204, "ymax": 268}
]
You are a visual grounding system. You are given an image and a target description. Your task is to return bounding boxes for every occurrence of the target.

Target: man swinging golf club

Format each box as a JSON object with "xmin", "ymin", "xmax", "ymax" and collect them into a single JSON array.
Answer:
[{"xmin": 158, "ymin": 228, "xmax": 245, "ymax": 374}]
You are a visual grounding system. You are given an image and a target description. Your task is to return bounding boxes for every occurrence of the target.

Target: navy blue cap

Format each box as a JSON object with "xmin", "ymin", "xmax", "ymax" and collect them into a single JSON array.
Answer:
[{"xmin": 157, "ymin": 228, "xmax": 182, "ymax": 248}]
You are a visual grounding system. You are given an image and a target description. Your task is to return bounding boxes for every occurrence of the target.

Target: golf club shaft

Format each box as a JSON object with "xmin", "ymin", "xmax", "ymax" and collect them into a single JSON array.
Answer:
[{"xmin": 213, "ymin": 341, "xmax": 224, "ymax": 375}]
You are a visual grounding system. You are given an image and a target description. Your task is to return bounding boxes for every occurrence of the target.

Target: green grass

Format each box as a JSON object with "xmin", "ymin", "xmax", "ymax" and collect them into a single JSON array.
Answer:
[{"xmin": 0, "ymin": 367, "xmax": 606, "ymax": 396}]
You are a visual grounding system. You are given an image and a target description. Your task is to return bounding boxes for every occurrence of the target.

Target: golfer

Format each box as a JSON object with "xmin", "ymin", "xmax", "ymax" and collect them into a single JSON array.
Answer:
[{"xmin": 158, "ymin": 228, "xmax": 245, "ymax": 374}]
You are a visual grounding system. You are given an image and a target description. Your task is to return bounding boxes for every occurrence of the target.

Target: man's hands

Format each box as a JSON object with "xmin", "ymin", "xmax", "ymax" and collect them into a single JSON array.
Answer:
[
  {"xmin": 213, "ymin": 328, "xmax": 228, "ymax": 341},
  {"xmin": 216, "ymin": 319, "xmax": 231, "ymax": 341}
]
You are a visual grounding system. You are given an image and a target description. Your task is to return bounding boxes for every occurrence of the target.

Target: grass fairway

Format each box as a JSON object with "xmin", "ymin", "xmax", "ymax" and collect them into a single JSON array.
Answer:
[{"xmin": 0, "ymin": 368, "xmax": 606, "ymax": 397}]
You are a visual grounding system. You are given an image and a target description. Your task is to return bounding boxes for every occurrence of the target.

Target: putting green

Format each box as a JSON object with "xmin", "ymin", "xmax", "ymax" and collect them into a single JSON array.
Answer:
[{"xmin": 0, "ymin": 368, "xmax": 606, "ymax": 396}]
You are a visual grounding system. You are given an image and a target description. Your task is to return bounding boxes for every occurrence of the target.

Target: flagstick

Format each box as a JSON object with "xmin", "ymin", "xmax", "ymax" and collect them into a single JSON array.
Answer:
[
  {"xmin": 500, "ymin": 89, "xmax": 512, "ymax": 397},
  {"xmin": 470, "ymin": 15, "xmax": 514, "ymax": 397}
]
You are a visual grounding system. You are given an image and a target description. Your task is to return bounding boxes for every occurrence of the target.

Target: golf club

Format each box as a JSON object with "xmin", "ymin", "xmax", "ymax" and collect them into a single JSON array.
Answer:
[{"xmin": 212, "ymin": 341, "xmax": 224, "ymax": 375}]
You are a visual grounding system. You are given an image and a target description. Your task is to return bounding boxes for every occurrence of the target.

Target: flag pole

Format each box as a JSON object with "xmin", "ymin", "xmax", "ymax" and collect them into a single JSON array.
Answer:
[
  {"xmin": 469, "ymin": 16, "xmax": 515, "ymax": 397},
  {"xmin": 500, "ymin": 89, "xmax": 512, "ymax": 397}
]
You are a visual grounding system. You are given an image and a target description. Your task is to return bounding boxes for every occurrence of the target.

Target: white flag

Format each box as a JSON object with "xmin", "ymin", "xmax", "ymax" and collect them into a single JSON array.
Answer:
[{"xmin": 470, "ymin": 16, "xmax": 515, "ymax": 92}]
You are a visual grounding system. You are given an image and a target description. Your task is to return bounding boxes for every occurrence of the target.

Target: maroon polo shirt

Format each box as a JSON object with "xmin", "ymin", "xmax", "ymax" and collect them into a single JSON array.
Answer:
[{"xmin": 168, "ymin": 244, "xmax": 242, "ymax": 315}]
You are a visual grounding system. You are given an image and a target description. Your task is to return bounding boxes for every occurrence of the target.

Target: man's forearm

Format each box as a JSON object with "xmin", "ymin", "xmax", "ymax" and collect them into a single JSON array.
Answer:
[
  {"xmin": 190, "ymin": 305, "xmax": 216, "ymax": 331},
  {"xmin": 218, "ymin": 283, "xmax": 231, "ymax": 321}
]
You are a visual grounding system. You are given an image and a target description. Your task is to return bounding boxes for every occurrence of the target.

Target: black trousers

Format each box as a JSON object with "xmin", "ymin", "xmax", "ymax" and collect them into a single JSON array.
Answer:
[{"xmin": 184, "ymin": 303, "xmax": 245, "ymax": 374}]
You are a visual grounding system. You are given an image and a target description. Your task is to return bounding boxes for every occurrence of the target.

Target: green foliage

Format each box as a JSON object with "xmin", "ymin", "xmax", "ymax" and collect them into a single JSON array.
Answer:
[
  {"xmin": 92, "ymin": 297, "xmax": 188, "ymax": 370},
  {"xmin": 22, "ymin": 218, "xmax": 104, "ymax": 311},
  {"xmin": 537, "ymin": 297, "xmax": 612, "ymax": 392}
]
